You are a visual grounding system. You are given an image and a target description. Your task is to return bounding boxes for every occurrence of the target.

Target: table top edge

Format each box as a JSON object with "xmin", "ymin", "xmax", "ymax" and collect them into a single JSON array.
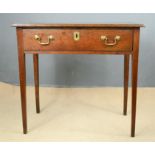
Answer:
[{"xmin": 12, "ymin": 23, "xmax": 144, "ymax": 28}]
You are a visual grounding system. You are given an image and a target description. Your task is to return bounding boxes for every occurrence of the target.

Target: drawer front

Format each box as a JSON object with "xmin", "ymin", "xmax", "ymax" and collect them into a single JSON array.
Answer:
[{"xmin": 23, "ymin": 29, "xmax": 133, "ymax": 51}]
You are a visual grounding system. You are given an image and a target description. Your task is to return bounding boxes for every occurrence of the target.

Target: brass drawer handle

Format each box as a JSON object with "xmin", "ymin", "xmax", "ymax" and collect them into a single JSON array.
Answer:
[
  {"xmin": 101, "ymin": 35, "xmax": 120, "ymax": 46},
  {"xmin": 34, "ymin": 35, "xmax": 54, "ymax": 45}
]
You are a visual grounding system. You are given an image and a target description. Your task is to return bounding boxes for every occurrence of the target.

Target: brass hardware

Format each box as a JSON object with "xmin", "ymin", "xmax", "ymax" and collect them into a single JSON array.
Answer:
[
  {"xmin": 34, "ymin": 35, "xmax": 54, "ymax": 45},
  {"xmin": 101, "ymin": 35, "xmax": 121, "ymax": 46},
  {"xmin": 73, "ymin": 32, "xmax": 80, "ymax": 41}
]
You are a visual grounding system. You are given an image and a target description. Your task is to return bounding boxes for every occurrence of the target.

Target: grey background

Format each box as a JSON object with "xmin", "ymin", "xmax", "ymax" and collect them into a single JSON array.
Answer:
[{"xmin": 0, "ymin": 13, "xmax": 155, "ymax": 87}]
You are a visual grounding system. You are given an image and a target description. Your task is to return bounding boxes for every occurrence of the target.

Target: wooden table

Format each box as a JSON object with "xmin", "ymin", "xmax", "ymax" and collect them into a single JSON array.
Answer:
[{"xmin": 13, "ymin": 24, "xmax": 143, "ymax": 137}]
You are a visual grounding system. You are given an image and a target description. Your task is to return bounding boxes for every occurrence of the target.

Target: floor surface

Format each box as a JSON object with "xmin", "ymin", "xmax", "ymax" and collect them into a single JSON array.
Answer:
[{"xmin": 0, "ymin": 82, "xmax": 155, "ymax": 141}]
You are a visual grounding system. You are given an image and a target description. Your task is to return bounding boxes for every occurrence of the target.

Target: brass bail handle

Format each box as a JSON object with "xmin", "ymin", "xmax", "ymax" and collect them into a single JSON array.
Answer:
[
  {"xmin": 34, "ymin": 35, "xmax": 54, "ymax": 45},
  {"xmin": 101, "ymin": 35, "xmax": 121, "ymax": 46}
]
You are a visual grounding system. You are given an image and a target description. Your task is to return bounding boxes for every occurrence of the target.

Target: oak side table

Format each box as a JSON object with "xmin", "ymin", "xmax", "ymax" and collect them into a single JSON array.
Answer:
[{"xmin": 13, "ymin": 24, "xmax": 144, "ymax": 137}]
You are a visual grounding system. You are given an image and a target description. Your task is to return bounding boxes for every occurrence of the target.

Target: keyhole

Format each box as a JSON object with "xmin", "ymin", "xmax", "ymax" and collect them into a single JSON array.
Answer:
[{"xmin": 75, "ymin": 33, "xmax": 78, "ymax": 38}]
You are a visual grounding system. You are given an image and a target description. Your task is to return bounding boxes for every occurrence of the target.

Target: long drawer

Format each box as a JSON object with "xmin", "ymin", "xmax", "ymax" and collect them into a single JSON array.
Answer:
[{"xmin": 23, "ymin": 29, "xmax": 133, "ymax": 51}]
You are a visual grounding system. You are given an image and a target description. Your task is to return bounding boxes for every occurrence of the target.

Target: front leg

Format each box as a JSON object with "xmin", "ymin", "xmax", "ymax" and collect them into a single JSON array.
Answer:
[
  {"xmin": 17, "ymin": 28, "xmax": 27, "ymax": 134},
  {"xmin": 131, "ymin": 28, "xmax": 140, "ymax": 137}
]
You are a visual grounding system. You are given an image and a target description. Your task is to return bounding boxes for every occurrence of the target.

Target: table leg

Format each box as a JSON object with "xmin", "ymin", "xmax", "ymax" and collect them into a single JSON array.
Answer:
[
  {"xmin": 17, "ymin": 29, "xmax": 27, "ymax": 134},
  {"xmin": 123, "ymin": 55, "xmax": 130, "ymax": 115},
  {"xmin": 33, "ymin": 54, "xmax": 40, "ymax": 113},
  {"xmin": 131, "ymin": 29, "xmax": 140, "ymax": 137}
]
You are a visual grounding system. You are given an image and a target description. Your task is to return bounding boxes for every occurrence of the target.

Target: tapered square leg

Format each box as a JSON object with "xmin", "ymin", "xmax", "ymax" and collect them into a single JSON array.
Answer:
[
  {"xmin": 123, "ymin": 55, "xmax": 130, "ymax": 115},
  {"xmin": 131, "ymin": 29, "xmax": 140, "ymax": 137},
  {"xmin": 33, "ymin": 54, "xmax": 40, "ymax": 113},
  {"xmin": 17, "ymin": 28, "xmax": 27, "ymax": 134}
]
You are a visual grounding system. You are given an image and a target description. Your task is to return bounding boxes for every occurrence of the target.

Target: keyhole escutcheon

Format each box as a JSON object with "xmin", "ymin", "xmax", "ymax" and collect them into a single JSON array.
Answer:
[{"xmin": 73, "ymin": 32, "xmax": 80, "ymax": 41}]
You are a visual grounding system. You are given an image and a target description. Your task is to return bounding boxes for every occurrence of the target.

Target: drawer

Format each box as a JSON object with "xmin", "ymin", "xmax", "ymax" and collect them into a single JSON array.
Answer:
[{"xmin": 23, "ymin": 29, "xmax": 133, "ymax": 51}]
